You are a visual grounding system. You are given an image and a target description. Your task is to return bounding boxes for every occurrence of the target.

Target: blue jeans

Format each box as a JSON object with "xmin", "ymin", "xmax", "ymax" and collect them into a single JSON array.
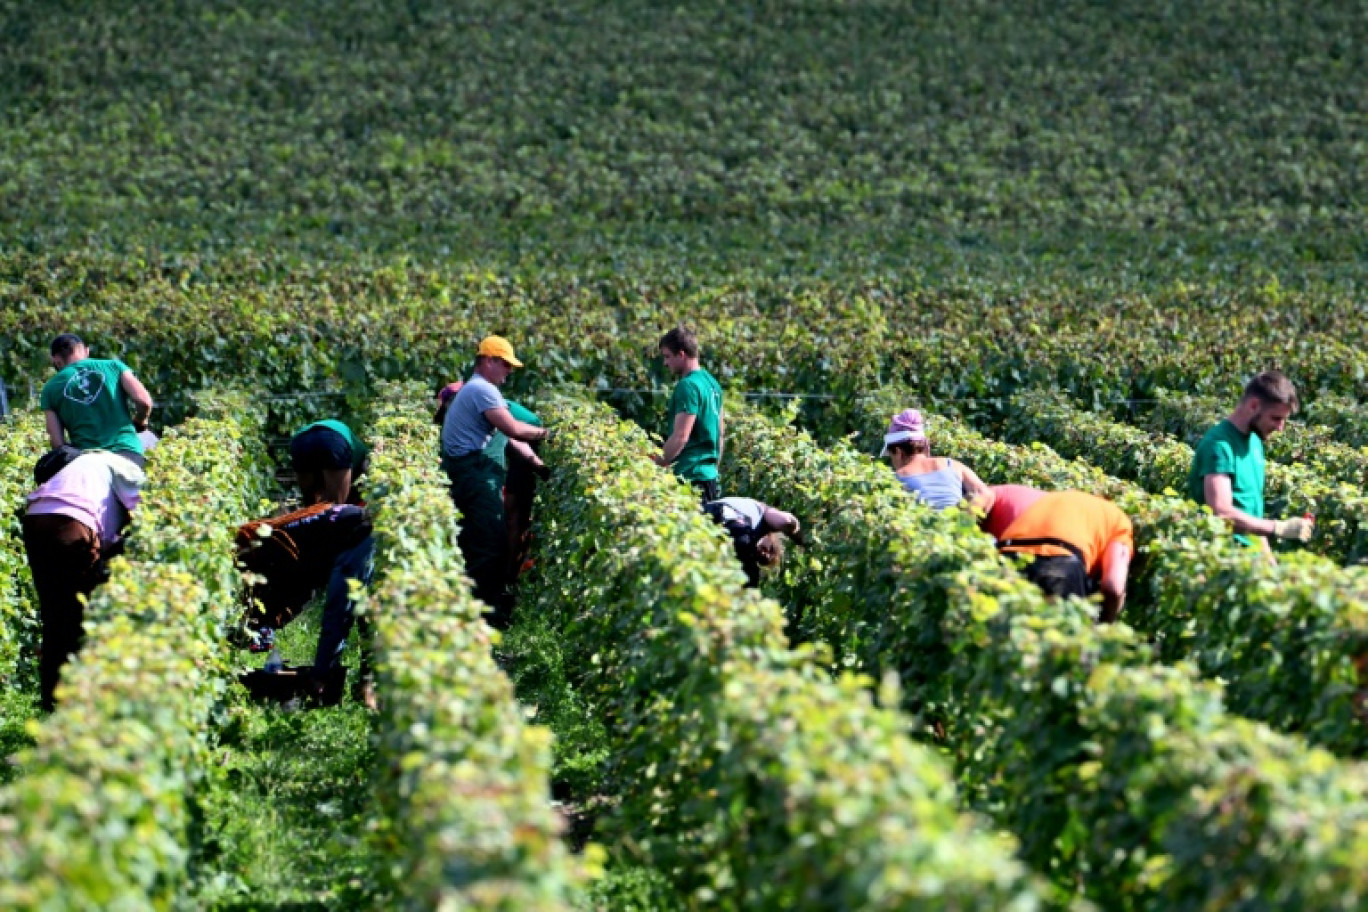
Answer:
[{"xmin": 312, "ymin": 535, "xmax": 375, "ymax": 675}]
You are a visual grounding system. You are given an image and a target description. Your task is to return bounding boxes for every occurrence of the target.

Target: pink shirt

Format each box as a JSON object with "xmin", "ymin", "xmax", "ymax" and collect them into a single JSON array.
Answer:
[
  {"xmin": 983, "ymin": 485, "xmax": 1046, "ymax": 540},
  {"xmin": 26, "ymin": 455, "xmax": 138, "ymax": 546}
]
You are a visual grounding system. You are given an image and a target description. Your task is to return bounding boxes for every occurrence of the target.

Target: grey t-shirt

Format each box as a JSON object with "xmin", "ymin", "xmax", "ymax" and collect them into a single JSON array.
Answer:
[
  {"xmin": 712, "ymin": 497, "xmax": 766, "ymax": 530},
  {"xmin": 441, "ymin": 375, "xmax": 507, "ymax": 458}
]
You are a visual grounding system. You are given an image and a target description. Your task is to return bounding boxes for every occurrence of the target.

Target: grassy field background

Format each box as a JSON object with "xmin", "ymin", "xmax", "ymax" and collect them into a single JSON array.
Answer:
[{"xmin": 1, "ymin": 0, "xmax": 1364, "ymax": 284}]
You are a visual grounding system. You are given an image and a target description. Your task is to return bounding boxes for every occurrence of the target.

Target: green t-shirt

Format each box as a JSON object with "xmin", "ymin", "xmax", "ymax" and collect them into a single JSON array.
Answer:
[
  {"xmin": 295, "ymin": 419, "xmax": 368, "ymax": 472},
  {"xmin": 1187, "ymin": 418, "xmax": 1265, "ymax": 546},
  {"xmin": 665, "ymin": 368, "xmax": 723, "ymax": 483},
  {"xmin": 484, "ymin": 401, "xmax": 541, "ymax": 472},
  {"xmin": 40, "ymin": 358, "xmax": 142, "ymax": 455}
]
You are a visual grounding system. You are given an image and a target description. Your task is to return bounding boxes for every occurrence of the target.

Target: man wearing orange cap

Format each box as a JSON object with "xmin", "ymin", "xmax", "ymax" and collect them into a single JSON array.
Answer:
[{"xmin": 440, "ymin": 336, "xmax": 548, "ymax": 624}]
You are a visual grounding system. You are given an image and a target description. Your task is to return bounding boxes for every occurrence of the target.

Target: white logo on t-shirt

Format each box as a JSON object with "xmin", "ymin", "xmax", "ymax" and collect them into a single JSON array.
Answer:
[{"xmin": 63, "ymin": 367, "xmax": 106, "ymax": 406}]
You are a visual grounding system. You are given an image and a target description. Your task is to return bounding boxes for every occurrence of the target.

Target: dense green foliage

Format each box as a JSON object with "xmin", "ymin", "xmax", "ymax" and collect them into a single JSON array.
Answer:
[
  {"xmin": 0, "ymin": 400, "xmax": 268, "ymax": 908},
  {"xmin": 1304, "ymin": 394, "xmax": 1368, "ymax": 448},
  {"xmin": 185, "ymin": 603, "xmax": 380, "ymax": 909},
  {"xmin": 527, "ymin": 394, "xmax": 1049, "ymax": 910},
  {"xmin": 852, "ymin": 388, "xmax": 1368, "ymax": 756},
  {"xmin": 724, "ymin": 402, "xmax": 1368, "ymax": 908},
  {"xmin": 2, "ymin": 0, "xmax": 1367, "ymax": 278},
  {"xmin": 362, "ymin": 389, "xmax": 588, "ymax": 908},
  {"xmin": 5, "ymin": 0, "xmax": 1368, "ymax": 903},
  {"xmin": 0, "ymin": 413, "xmax": 45, "ymax": 685}
]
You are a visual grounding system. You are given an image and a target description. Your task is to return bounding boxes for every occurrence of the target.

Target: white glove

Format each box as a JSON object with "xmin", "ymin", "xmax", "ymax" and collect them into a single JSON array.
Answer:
[{"xmin": 1272, "ymin": 517, "xmax": 1314, "ymax": 542}]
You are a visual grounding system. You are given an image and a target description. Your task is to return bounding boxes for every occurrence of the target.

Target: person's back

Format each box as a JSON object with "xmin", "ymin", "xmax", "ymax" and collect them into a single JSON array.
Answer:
[
  {"xmin": 982, "ymin": 484, "xmax": 1046, "ymax": 540},
  {"xmin": 896, "ymin": 456, "xmax": 964, "ymax": 510},
  {"xmin": 237, "ymin": 504, "xmax": 372, "ymax": 627},
  {"xmin": 294, "ymin": 420, "xmax": 367, "ymax": 473},
  {"xmin": 291, "ymin": 419, "xmax": 368, "ymax": 505},
  {"xmin": 997, "ymin": 490, "xmax": 1132, "ymax": 577},
  {"xmin": 1186, "ymin": 418, "xmax": 1265, "ymax": 545},
  {"xmin": 997, "ymin": 490, "xmax": 1135, "ymax": 620},
  {"xmin": 42, "ymin": 357, "xmax": 143, "ymax": 456},
  {"xmin": 27, "ymin": 453, "xmax": 143, "ymax": 547},
  {"xmin": 23, "ymin": 452, "xmax": 145, "ymax": 710}
]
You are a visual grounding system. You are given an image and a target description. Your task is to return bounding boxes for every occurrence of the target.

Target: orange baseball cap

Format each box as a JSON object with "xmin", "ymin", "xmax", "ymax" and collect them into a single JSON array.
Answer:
[{"xmin": 477, "ymin": 335, "xmax": 524, "ymax": 368}]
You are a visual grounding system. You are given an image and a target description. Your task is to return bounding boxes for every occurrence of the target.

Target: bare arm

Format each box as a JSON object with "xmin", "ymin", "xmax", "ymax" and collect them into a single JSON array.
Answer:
[
  {"xmin": 45, "ymin": 410, "xmax": 65, "ymax": 449},
  {"xmin": 119, "ymin": 371, "xmax": 154, "ymax": 431},
  {"xmin": 1203, "ymin": 474, "xmax": 1276, "ymax": 537},
  {"xmin": 760, "ymin": 505, "xmax": 801, "ymax": 537},
  {"xmin": 717, "ymin": 411, "xmax": 725, "ymax": 469},
  {"xmin": 954, "ymin": 461, "xmax": 995, "ymax": 516},
  {"xmin": 1098, "ymin": 541, "xmax": 1131, "ymax": 623},
  {"xmin": 506, "ymin": 437, "xmax": 544, "ymax": 468},
  {"xmin": 485, "ymin": 407, "xmax": 548, "ymax": 443},
  {"xmin": 656, "ymin": 412, "xmax": 697, "ymax": 466}
]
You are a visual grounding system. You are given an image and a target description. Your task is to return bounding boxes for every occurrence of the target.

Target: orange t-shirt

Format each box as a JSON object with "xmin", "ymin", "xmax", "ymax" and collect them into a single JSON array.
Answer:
[{"xmin": 996, "ymin": 490, "xmax": 1134, "ymax": 576}]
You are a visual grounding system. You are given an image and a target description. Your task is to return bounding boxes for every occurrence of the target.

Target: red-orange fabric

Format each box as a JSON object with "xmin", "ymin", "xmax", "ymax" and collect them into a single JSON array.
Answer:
[
  {"xmin": 983, "ymin": 485, "xmax": 1046, "ymax": 540},
  {"xmin": 997, "ymin": 490, "xmax": 1134, "ymax": 575}
]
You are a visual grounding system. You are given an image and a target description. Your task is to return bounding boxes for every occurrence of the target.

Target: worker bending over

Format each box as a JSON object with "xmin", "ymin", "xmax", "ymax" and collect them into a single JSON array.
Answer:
[
  {"xmin": 23, "ymin": 448, "xmax": 148, "ymax": 710},
  {"xmin": 703, "ymin": 496, "xmax": 801, "ymax": 587},
  {"xmin": 995, "ymin": 490, "xmax": 1133, "ymax": 622},
  {"xmin": 290, "ymin": 419, "xmax": 368, "ymax": 505},
  {"xmin": 236, "ymin": 503, "xmax": 375, "ymax": 702}
]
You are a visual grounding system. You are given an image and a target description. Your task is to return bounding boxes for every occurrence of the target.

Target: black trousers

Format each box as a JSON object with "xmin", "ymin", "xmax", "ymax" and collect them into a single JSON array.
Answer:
[
  {"xmin": 692, "ymin": 478, "xmax": 720, "ymax": 506},
  {"xmin": 22, "ymin": 514, "xmax": 107, "ymax": 711},
  {"xmin": 1022, "ymin": 554, "xmax": 1093, "ymax": 600}
]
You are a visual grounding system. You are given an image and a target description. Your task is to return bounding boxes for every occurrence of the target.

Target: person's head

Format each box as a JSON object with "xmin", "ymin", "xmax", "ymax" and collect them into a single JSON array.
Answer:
[
  {"xmin": 880, "ymin": 409, "xmax": 930, "ymax": 467},
  {"xmin": 1235, "ymin": 370, "xmax": 1298, "ymax": 440},
  {"xmin": 733, "ymin": 530, "xmax": 786, "ymax": 587},
  {"xmin": 659, "ymin": 326, "xmax": 700, "ymax": 377},
  {"xmin": 754, "ymin": 531, "xmax": 785, "ymax": 568},
  {"xmin": 434, "ymin": 381, "xmax": 464, "ymax": 425},
  {"xmin": 49, "ymin": 333, "xmax": 88, "ymax": 370},
  {"xmin": 474, "ymin": 336, "xmax": 523, "ymax": 386}
]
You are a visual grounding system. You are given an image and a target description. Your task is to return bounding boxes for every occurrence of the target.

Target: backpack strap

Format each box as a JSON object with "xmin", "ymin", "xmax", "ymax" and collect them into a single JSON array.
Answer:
[{"xmin": 996, "ymin": 536, "xmax": 1088, "ymax": 568}]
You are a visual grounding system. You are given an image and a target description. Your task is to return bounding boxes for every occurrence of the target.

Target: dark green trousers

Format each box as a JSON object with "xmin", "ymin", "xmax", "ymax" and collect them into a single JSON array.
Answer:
[{"xmin": 443, "ymin": 451, "xmax": 511, "ymax": 622}]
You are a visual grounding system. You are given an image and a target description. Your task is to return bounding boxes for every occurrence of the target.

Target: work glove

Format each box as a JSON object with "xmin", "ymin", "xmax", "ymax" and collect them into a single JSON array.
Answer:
[{"xmin": 1271, "ymin": 517, "xmax": 1315, "ymax": 542}]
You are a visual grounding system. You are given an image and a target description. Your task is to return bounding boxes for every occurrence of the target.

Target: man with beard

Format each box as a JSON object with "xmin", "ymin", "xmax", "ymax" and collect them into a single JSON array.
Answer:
[{"xmin": 1187, "ymin": 370, "xmax": 1314, "ymax": 561}]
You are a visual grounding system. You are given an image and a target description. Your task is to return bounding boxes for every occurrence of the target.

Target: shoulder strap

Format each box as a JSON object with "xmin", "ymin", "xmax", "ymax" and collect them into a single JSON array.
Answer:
[{"xmin": 996, "ymin": 536, "xmax": 1087, "ymax": 566}]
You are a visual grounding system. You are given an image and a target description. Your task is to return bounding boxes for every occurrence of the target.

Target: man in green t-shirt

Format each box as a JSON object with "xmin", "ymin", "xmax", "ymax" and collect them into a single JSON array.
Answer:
[
  {"xmin": 1187, "ymin": 370, "xmax": 1314, "ymax": 559},
  {"xmin": 654, "ymin": 326, "xmax": 724, "ymax": 503},
  {"xmin": 291, "ymin": 419, "xmax": 369, "ymax": 505},
  {"xmin": 41, "ymin": 334, "xmax": 154, "ymax": 467}
]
